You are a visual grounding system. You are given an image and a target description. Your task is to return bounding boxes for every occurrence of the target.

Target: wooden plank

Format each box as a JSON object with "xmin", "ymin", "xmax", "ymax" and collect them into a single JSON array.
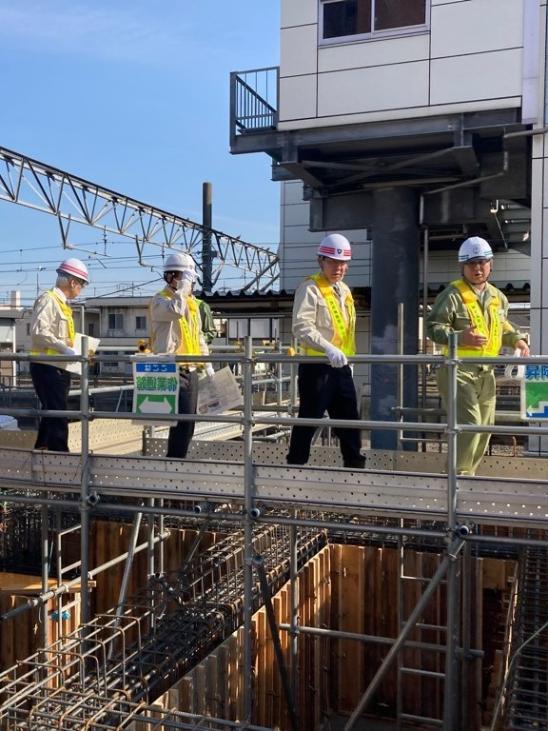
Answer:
[
  {"xmin": 194, "ymin": 663, "xmax": 206, "ymax": 715},
  {"xmin": 256, "ymin": 609, "xmax": 267, "ymax": 725},
  {"xmin": 216, "ymin": 644, "xmax": 228, "ymax": 720},
  {"xmin": 272, "ymin": 594, "xmax": 282, "ymax": 728},
  {"xmin": 337, "ymin": 544, "xmax": 365, "ymax": 713},
  {"xmin": 0, "ymin": 594, "xmax": 15, "ymax": 671},
  {"xmin": 319, "ymin": 547, "xmax": 331, "ymax": 720},
  {"xmin": 482, "ymin": 557, "xmax": 509, "ymax": 591}
]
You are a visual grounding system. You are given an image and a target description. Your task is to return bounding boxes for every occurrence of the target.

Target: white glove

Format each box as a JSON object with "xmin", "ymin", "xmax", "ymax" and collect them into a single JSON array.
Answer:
[
  {"xmin": 205, "ymin": 363, "xmax": 215, "ymax": 379},
  {"xmin": 62, "ymin": 345, "xmax": 77, "ymax": 357},
  {"xmin": 325, "ymin": 344, "xmax": 347, "ymax": 368}
]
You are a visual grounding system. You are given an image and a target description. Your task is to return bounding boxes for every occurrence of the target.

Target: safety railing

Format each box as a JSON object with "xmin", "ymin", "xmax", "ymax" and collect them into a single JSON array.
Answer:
[
  {"xmin": 0, "ymin": 342, "xmax": 548, "ymax": 730},
  {"xmin": 229, "ymin": 66, "xmax": 278, "ymax": 144}
]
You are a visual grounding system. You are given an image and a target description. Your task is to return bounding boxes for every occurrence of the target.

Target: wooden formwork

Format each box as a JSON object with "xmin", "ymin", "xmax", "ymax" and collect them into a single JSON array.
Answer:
[
  {"xmin": 146, "ymin": 546, "xmax": 331, "ymax": 730},
  {"xmin": 0, "ymin": 575, "xmax": 81, "ymax": 672},
  {"xmin": 144, "ymin": 544, "xmax": 515, "ymax": 731},
  {"xmin": 0, "ymin": 521, "xmax": 219, "ymax": 674}
]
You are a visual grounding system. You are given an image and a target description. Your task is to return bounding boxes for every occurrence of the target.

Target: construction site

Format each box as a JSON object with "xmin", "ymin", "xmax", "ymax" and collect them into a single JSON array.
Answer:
[{"xmin": 1, "ymin": 1, "xmax": 548, "ymax": 729}]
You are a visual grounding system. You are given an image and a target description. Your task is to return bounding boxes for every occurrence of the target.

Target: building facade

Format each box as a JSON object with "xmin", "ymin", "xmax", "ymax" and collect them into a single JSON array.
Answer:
[{"xmin": 231, "ymin": 0, "xmax": 545, "ymax": 450}]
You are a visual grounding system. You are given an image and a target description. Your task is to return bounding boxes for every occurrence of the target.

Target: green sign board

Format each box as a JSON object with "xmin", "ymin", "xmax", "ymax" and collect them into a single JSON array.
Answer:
[
  {"xmin": 133, "ymin": 360, "xmax": 179, "ymax": 419},
  {"xmin": 521, "ymin": 364, "xmax": 548, "ymax": 420}
]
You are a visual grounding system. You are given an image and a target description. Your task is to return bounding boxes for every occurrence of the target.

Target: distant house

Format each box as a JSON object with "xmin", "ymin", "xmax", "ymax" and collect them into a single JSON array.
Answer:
[{"xmin": 0, "ymin": 291, "xmax": 24, "ymax": 386}]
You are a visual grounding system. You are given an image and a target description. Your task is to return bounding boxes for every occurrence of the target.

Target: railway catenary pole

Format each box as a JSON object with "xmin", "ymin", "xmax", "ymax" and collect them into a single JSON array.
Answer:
[{"xmin": 202, "ymin": 181, "xmax": 213, "ymax": 294}]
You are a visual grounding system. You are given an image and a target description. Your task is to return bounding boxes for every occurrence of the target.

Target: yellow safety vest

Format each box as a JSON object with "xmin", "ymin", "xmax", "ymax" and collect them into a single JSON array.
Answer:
[
  {"xmin": 30, "ymin": 290, "xmax": 75, "ymax": 356},
  {"xmin": 443, "ymin": 279, "xmax": 502, "ymax": 357},
  {"xmin": 153, "ymin": 288, "xmax": 202, "ymax": 362},
  {"xmin": 302, "ymin": 273, "xmax": 356, "ymax": 356}
]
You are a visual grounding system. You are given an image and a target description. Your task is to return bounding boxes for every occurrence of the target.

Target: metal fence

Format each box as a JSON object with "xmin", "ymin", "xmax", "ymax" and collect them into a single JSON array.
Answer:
[{"xmin": 0, "ymin": 341, "xmax": 547, "ymax": 730}]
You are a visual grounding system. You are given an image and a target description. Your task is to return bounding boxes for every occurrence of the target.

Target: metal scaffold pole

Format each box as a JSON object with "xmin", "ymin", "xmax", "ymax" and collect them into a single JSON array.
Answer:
[
  {"xmin": 289, "ymin": 520, "xmax": 299, "ymax": 713},
  {"xmin": 79, "ymin": 336, "xmax": 91, "ymax": 625},
  {"xmin": 443, "ymin": 331, "xmax": 461, "ymax": 730},
  {"xmin": 243, "ymin": 335, "xmax": 255, "ymax": 722}
]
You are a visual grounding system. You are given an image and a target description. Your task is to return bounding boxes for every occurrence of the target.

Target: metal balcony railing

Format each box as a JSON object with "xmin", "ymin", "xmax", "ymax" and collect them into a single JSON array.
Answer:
[{"xmin": 230, "ymin": 66, "xmax": 279, "ymax": 143}]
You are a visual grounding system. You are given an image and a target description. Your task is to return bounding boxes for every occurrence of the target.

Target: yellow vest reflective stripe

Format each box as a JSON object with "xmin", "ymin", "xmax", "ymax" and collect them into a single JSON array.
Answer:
[
  {"xmin": 30, "ymin": 290, "xmax": 75, "ymax": 356},
  {"xmin": 443, "ymin": 279, "xmax": 502, "ymax": 357},
  {"xmin": 302, "ymin": 273, "xmax": 356, "ymax": 357},
  {"xmin": 154, "ymin": 288, "xmax": 202, "ymax": 362}
]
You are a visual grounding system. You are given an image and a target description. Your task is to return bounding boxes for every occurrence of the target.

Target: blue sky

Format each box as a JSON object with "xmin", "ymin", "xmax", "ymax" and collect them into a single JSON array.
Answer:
[{"xmin": 0, "ymin": 0, "xmax": 280, "ymax": 304}]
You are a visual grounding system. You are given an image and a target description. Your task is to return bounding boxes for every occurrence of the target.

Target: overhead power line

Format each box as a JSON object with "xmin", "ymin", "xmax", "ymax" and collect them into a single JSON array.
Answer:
[{"xmin": 0, "ymin": 145, "xmax": 279, "ymax": 293}]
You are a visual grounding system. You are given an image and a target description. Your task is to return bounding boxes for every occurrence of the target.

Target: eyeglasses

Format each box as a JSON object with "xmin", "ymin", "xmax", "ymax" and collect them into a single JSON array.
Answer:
[
  {"xmin": 464, "ymin": 259, "xmax": 490, "ymax": 267},
  {"xmin": 72, "ymin": 278, "xmax": 88, "ymax": 287}
]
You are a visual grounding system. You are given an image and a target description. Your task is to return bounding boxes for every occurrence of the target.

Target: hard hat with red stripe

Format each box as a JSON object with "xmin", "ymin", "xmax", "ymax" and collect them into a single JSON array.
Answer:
[
  {"xmin": 57, "ymin": 258, "xmax": 90, "ymax": 283},
  {"xmin": 317, "ymin": 233, "xmax": 352, "ymax": 261}
]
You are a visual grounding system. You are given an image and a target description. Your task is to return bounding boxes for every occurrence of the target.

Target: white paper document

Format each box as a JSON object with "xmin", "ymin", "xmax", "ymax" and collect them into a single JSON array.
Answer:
[
  {"xmin": 64, "ymin": 333, "xmax": 101, "ymax": 375},
  {"xmin": 197, "ymin": 366, "xmax": 243, "ymax": 415}
]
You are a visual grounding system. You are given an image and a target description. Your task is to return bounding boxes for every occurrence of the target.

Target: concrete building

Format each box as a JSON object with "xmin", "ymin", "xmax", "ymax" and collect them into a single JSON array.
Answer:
[
  {"xmin": 0, "ymin": 291, "xmax": 23, "ymax": 387},
  {"xmin": 230, "ymin": 0, "xmax": 545, "ymax": 450}
]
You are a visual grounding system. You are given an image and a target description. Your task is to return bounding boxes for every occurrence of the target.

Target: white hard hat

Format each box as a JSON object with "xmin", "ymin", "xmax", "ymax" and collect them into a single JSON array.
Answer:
[
  {"xmin": 57, "ymin": 258, "xmax": 89, "ymax": 283},
  {"xmin": 163, "ymin": 251, "xmax": 196, "ymax": 272},
  {"xmin": 458, "ymin": 237, "xmax": 493, "ymax": 263},
  {"xmin": 317, "ymin": 233, "xmax": 352, "ymax": 261}
]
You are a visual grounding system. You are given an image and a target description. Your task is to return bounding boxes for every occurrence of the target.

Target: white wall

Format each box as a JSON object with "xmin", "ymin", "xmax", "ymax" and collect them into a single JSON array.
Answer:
[
  {"xmin": 425, "ymin": 248, "xmax": 531, "ymax": 289},
  {"xmin": 280, "ymin": 181, "xmax": 371, "ymax": 291},
  {"xmin": 279, "ymin": 0, "xmax": 526, "ymax": 129},
  {"xmin": 281, "ymin": 182, "xmax": 531, "ymax": 294}
]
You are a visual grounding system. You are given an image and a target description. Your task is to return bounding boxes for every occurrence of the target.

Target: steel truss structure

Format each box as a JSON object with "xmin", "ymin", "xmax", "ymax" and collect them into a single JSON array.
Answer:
[
  {"xmin": 0, "ymin": 145, "xmax": 279, "ymax": 291},
  {"xmin": 0, "ymin": 343, "xmax": 547, "ymax": 730}
]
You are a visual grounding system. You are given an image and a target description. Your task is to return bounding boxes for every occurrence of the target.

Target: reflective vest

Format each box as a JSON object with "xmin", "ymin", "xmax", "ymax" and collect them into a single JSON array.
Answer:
[
  {"xmin": 302, "ymin": 273, "xmax": 356, "ymax": 356},
  {"xmin": 443, "ymin": 279, "xmax": 502, "ymax": 357},
  {"xmin": 30, "ymin": 290, "xmax": 75, "ymax": 356},
  {"xmin": 153, "ymin": 288, "xmax": 202, "ymax": 359}
]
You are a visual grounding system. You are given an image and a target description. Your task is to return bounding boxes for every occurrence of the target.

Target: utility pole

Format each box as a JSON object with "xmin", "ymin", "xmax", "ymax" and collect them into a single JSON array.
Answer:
[{"xmin": 202, "ymin": 181, "xmax": 213, "ymax": 294}]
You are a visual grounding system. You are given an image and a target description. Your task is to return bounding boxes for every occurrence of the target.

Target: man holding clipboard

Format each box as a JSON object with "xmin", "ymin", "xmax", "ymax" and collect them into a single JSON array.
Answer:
[{"xmin": 30, "ymin": 258, "xmax": 90, "ymax": 452}]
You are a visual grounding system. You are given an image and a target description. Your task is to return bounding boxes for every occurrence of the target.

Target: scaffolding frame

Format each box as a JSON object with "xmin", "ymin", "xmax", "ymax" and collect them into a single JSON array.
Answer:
[{"xmin": 0, "ymin": 341, "xmax": 547, "ymax": 730}]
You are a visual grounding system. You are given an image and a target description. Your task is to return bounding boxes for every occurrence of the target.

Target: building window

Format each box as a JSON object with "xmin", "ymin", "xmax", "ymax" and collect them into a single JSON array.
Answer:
[
  {"xmin": 108, "ymin": 313, "xmax": 124, "ymax": 331},
  {"xmin": 321, "ymin": 0, "xmax": 427, "ymax": 41},
  {"xmin": 87, "ymin": 323, "xmax": 95, "ymax": 337},
  {"xmin": 135, "ymin": 315, "xmax": 147, "ymax": 331},
  {"xmin": 26, "ymin": 323, "xmax": 31, "ymax": 336}
]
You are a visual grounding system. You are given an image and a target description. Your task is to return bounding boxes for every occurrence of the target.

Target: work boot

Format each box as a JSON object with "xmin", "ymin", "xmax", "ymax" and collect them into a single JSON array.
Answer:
[{"xmin": 343, "ymin": 456, "xmax": 366, "ymax": 469}]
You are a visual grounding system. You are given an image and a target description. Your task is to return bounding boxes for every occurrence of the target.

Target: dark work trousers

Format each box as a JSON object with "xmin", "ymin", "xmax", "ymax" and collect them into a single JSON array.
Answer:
[
  {"xmin": 166, "ymin": 369, "xmax": 199, "ymax": 459},
  {"xmin": 30, "ymin": 362, "xmax": 71, "ymax": 452},
  {"xmin": 287, "ymin": 363, "xmax": 365, "ymax": 468}
]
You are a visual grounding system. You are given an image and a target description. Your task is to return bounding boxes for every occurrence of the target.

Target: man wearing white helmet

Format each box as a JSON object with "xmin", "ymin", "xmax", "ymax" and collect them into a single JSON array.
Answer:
[
  {"xmin": 287, "ymin": 233, "xmax": 365, "ymax": 468},
  {"xmin": 427, "ymin": 236, "xmax": 529, "ymax": 475},
  {"xmin": 150, "ymin": 251, "xmax": 212, "ymax": 459},
  {"xmin": 30, "ymin": 258, "xmax": 89, "ymax": 452}
]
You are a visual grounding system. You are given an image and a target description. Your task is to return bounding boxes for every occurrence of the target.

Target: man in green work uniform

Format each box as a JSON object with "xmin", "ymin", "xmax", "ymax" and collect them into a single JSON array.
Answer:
[
  {"xmin": 196, "ymin": 298, "xmax": 217, "ymax": 345},
  {"xmin": 426, "ymin": 237, "xmax": 529, "ymax": 475}
]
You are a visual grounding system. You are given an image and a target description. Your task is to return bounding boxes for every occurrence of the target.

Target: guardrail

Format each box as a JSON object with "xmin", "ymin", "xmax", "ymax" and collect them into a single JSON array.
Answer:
[
  {"xmin": 230, "ymin": 66, "xmax": 279, "ymax": 144},
  {"xmin": 1, "ymin": 340, "xmax": 547, "ymax": 727}
]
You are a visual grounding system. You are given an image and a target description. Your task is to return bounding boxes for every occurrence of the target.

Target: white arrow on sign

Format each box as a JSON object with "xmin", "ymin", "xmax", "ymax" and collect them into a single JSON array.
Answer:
[
  {"xmin": 526, "ymin": 400, "xmax": 548, "ymax": 418},
  {"xmin": 139, "ymin": 397, "xmax": 173, "ymax": 414}
]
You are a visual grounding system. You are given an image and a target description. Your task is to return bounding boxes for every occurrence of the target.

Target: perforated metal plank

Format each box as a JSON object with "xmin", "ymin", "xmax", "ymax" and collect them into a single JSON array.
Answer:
[
  {"xmin": 90, "ymin": 455, "xmax": 245, "ymax": 501},
  {"xmin": 254, "ymin": 464, "xmax": 447, "ymax": 515},
  {"xmin": 0, "ymin": 447, "xmax": 547, "ymax": 527}
]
